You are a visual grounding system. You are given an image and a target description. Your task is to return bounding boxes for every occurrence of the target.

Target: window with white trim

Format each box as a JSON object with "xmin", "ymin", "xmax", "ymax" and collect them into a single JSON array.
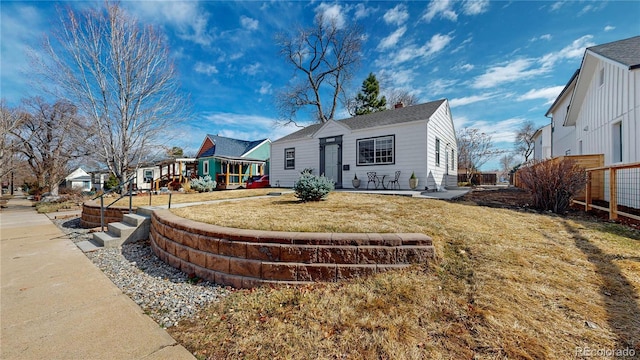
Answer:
[
  {"xmin": 612, "ymin": 122, "xmax": 622, "ymax": 162},
  {"xmin": 144, "ymin": 169, "xmax": 153, "ymax": 183},
  {"xmin": 435, "ymin": 138, "xmax": 441, "ymax": 167},
  {"xmin": 203, "ymin": 160, "xmax": 209, "ymax": 175},
  {"xmin": 599, "ymin": 67, "xmax": 605, "ymax": 87},
  {"xmin": 357, "ymin": 135, "xmax": 394, "ymax": 165},
  {"xmin": 285, "ymin": 148, "xmax": 295, "ymax": 169}
]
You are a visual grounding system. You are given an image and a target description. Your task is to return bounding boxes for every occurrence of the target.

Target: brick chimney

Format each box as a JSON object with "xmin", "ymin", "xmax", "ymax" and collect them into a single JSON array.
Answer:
[{"xmin": 394, "ymin": 102, "xmax": 404, "ymax": 109}]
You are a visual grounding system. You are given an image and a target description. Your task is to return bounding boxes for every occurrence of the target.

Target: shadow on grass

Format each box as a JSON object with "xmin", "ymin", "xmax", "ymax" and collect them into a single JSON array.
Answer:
[{"xmin": 563, "ymin": 220, "xmax": 640, "ymax": 352}]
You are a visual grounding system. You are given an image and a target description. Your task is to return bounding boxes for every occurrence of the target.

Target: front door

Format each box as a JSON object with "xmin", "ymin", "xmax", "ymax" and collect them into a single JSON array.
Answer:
[{"xmin": 320, "ymin": 136, "xmax": 343, "ymax": 188}]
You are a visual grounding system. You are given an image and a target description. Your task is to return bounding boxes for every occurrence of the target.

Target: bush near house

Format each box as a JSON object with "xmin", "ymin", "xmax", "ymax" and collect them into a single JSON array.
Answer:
[
  {"xmin": 293, "ymin": 173, "xmax": 334, "ymax": 202},
  {"xmin": 518, "ymin": 158, "xmax": 586, "ymax": 214},
  {"xmin": 190, "ymin": 175, "xmax": 217, "ymax": 192}
]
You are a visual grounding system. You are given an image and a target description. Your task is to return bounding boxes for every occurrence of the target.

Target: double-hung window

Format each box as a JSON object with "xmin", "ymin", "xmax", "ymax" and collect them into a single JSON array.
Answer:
[
  {"xmin": 357, "ymin": 135, "xmax": 394, "ymax": 165},
  {"xmin": 143, "ymin": 169, "xmax": 153, "ymax": 183},
  {"xmin": 285, "ymin": 148, "xmax": 295, "ymax": 169}
]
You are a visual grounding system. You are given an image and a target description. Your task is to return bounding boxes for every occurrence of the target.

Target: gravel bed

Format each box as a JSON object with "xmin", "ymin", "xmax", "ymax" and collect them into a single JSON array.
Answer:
[{"xmin": 52, "ymin": 217, "xmax": 228, "ymax": 328}]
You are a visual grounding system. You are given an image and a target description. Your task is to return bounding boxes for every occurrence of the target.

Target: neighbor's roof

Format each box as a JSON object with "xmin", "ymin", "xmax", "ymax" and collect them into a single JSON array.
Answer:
[
  {"xmin": 587, "ymin": 35, "xmax": 640, "ymax": 70},
  {"xmin": 199, "ymin": 135, "xmax": 268, "ymax": 158},
  {"xmin": 274, "ymin": 99, "xmax": 446, "ymax": 142},
  {"xmin": 545, "ymin": 68, "xmax": 579, "ymax": 117}
]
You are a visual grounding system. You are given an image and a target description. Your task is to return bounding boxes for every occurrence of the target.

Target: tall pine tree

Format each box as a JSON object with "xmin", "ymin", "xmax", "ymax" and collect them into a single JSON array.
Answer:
[{"xmin": 354, "ymin": 73, "xmax": 387, "ymax": 115}]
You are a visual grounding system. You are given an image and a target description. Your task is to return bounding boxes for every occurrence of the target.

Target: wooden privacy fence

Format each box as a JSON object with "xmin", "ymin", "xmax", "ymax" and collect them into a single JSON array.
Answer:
[
  {"xmin": 574, "ymin": 161, "xmax": 640, "ymax": 221},
  {"xmin": 513, "ymin": 154, "xmax": 604, "ymax": 189},
  {"xmin": 458, "ymin": 173, "xmax": 497, "ymax": 185}
]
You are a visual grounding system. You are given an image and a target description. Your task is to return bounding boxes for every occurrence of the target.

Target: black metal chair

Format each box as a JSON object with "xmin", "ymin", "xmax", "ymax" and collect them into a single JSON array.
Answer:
[
  {"xmin": 366, "ymin": 171, "xmax": 377, "ymax": 189},
  {"xmin": 387, "ymin": 171, "xmax": 401, "ymax": 189}
]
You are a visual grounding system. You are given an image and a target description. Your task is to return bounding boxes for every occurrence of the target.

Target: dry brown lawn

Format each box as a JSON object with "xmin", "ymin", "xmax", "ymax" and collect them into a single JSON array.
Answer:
[
  {"xmin": 93, "ymin": 188, "xmax": 284, "ymax": 208},
  {"xmin": 168, "ymin": 192, "xmax": 640, "ymax": 359}
]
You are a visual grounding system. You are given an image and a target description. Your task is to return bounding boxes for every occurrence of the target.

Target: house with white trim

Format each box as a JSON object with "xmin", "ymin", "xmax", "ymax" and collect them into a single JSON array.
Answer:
[
  {"xmin": 270, "ymin": 99, "xmax": 458, "ymax": 191},
  {"xmin": 565, "ymin": 36, "xmax": 640, "ymax": 164},
  {"xmin": 532, "ymin": 124, "xmax": 552, "ymax": 161},
  {"xmin": 196, "ymin": 135, "xmax": 271, "ymax": 189}
]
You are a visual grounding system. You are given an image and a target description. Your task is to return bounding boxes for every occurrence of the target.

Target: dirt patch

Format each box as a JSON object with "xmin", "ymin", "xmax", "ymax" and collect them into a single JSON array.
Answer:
[{"xmin": 454, "ymin": 186, "xmax": 640, "ymax": 230}]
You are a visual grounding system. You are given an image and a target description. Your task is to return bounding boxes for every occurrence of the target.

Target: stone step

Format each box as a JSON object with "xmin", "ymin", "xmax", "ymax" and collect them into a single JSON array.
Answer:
[
  {"xmin": 108, "ymin": 221, "xmax": 137, "ymax": 239},
  {"xmin": 76, "ymin": 239, "xmax": 102, "ymax": 253},
  {"xmin": 123, "ymin": 213, "xmax": 149, "ymax": 227},
  {"xmin": 92, "ymin": 231, "xmax": 124, "ymax": 248}
]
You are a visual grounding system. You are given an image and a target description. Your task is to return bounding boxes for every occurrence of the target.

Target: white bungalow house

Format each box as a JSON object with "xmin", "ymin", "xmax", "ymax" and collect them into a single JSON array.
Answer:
[
  {"xmin": 62, "ymin": 167, "xmax": 93, "ymax": 191},
  {"xmin": 270, "ymin": 99, "xmax": 458, "ymax": 191},
  {"xmin": 532, "ymin": 124, "xmax": 552, "ymax": 161},
  {"xmin": 134, "ymin": 158, "xmax": 198, "ymax": 191}
]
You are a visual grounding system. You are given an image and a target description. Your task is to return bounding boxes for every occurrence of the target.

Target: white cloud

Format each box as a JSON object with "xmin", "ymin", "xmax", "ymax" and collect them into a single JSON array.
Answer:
[
  {"xmin": 259, "ymin": 82, "xmax": 272, "ymax": 95},
  {"xmin": 472, "ymin": 58, "xmax": 545, "ymax": 89},
  {"xmin": 240, "ymin": 16, "xmax": 259, "ymax": 31},
  {"xmin": 315, "ymin": 3, "xmax": 346, "ymax": 29},
  {"xmin": 354, "ymin": 3, "xmax": 372, "ymax": 19},
  {"xmin": 539, "ymin": 35, "xmax": 594, "ymax": 68},
  {"xmin": 549, "ymin": 1, "xmax": 565, "ymax": 11},
  {"xmin": 194, "ymin": 62, "xmax": 219, "ymax": 76},
  {"xmin": 449, "ymin": 93, "xmax": 496, "ymax": 107},
  {"xmin": 462, "ymin": 0, "xmax": 490, "ymax": 15},
  {"xmin": 378, "ymin": 68, "xmax": 415, "ymax": 87},
  {"xmin": 377, "ymin": 26, "xmax": 406, "ymax": 50},
  {"xmin": 604, "ymin": 25, "xmax": 615, "ymax": 32},
  {"xmin": 241, "ymin": 63, "xmax": 261, "ymax": 75},
  {"xmin": 423, "ymin": 0, "xmax": 458, "ymax": 22},
  {"xmin": 202, "ymin": 112, "xmax": 302, "ymax": 142},
  {"xmin": 425, "ymin": 79, "xmax": 458, "ymax": 95},
  {"xmin": 384, "ymin": 33, "xmax": 452, "ymax": 66},
  {"xmin": 531, "ymin": 34, "xmax": 552, "ymax": 42},
  {"xmin": 453, "ymin": 63, "xmax": 475, "ymax": 72},
  {"xmin": 128, "ymin": 2, "xmax": 214, "ymax": 46},
  {"xmin": 517, "ymin": 86, "xmax": 565, "ymax": 104},
  {"xmin": 383, "ymin": 5, "xmax": 409, "ymax": 26}
]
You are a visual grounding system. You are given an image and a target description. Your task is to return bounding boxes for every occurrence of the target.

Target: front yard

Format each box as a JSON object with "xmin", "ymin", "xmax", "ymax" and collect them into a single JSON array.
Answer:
[{"xmin": 167, "ymin": 192, "xmax": 640, "ymax": 359}]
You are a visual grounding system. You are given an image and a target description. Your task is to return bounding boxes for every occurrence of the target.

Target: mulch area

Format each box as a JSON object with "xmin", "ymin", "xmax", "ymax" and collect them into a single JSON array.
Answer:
[{"xmin": 453, "ymin": 186, "xmax": 640, "ymax": 231}]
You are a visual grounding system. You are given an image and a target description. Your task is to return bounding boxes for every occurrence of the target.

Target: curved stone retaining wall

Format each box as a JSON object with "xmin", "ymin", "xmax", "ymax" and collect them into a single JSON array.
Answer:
[
  {"xmin": 81, "ymin": 202, "xmax": 137, "ymax": 228},
  {"xmin": 150, "ymin": 209, "xmax": 436, "ymax": 289}
]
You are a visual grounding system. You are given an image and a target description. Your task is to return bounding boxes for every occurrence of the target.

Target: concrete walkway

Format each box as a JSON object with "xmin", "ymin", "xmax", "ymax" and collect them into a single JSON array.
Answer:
[{"xmin": 0, "ymin": 193, "xmax": 195, "ymax": 360}]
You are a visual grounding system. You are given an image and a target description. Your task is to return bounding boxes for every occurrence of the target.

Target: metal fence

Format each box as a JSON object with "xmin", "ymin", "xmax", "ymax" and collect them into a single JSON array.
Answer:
[{"xmin": 574, "ymin": 162, "xmax": 640, "ymax": 221}]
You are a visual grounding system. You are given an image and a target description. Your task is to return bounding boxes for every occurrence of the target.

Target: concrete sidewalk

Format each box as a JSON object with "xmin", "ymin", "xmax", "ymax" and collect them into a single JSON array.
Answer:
[{"xmin": 0, "ymin": 194, "xmax": 195, "ymax": 360}]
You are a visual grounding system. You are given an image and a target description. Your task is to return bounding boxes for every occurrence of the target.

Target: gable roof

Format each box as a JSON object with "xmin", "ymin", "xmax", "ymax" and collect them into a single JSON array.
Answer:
[
  {"xmin": 587, "ymin": 35, "xmax": 640, "ymax": 70},
  {"xmin": 566, "ymin": 36, "xmax": 640, "ymax": 126},
  {"xmin": 198, "ymin": 134, "xmax": 269, "ymax": 158},
  {"xmin": 545, "ymin": 68, "xmax": 579, "ymax": 117},
  {"xmin": 274, "ymin": 99, "xmax": 446, "ymax": 143}
]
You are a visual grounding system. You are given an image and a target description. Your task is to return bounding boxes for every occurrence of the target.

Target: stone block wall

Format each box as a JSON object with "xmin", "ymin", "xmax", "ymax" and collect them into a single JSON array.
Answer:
[
  {"xmin": 150, "ymin": 209, "xmax": 435, "ymax": 289},
  {"xmin": 80, "ymin": 202, "xmax": 136, "ymax": 228}
]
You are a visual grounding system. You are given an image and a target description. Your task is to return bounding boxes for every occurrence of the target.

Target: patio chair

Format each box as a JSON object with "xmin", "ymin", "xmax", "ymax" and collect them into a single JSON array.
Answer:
[
  {"xmin": 366, "ymin": 171, "xmax": 377, "ymax": 189},
  {"xmin": 387, "ymin": 171, "xmax": 401, "ymax": 190}
]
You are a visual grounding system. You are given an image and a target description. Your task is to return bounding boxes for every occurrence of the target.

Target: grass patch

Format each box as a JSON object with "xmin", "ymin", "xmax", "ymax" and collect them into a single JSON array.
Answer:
[
  {"xmin": 92, "ymin": 188, "xmax": 286, "ymax": 208},
  {"xmin": 168, "ymin": 193, "xmax": 640, "ymax": 359}
]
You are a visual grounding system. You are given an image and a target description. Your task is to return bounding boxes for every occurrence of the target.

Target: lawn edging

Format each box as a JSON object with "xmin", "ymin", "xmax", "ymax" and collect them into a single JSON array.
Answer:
[{"xmin": 150, "ymin": 209, "xmax": 435, "ymax": 288}]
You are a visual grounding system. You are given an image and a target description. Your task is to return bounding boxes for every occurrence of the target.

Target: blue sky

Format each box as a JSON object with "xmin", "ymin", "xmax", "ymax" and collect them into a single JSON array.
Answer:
[{"xmin": 2, "ymin": 0, "xmax": 639, "ymax": 170}]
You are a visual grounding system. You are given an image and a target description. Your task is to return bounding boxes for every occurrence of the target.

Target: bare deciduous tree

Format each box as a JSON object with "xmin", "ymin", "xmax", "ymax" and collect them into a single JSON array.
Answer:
[
  {"xmin": 456, "ymin": 128, "xmax": 495, "ymax": 182},
  {"xmin": 33, "ymin": 2, "xmax": 188, "ymax": 186},
  {"xmin": 384, "ymin": 88, "xmax": 418, "ymax": 108},
  {"xmin": 515, "ymin": 121, "xmax": 536, "ymax": 162},
  {"xmin": 0, "ymin": 100, "xmax": 24, "ymax": 183},
  {"xmin": 276, "ymin": 14, "xmax": 362, "ymax": 124},
  {"xmin": 12, "ymin": 97, "xmax": 91, "ymax": 195},
  {"xmin": 499, "ymin": 153, "xmax": 515, "ymax": 174}
]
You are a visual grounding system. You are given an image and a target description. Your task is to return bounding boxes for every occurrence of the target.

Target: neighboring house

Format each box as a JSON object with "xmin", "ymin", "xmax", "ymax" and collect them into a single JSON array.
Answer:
[
  {"xmin": 134, "ymin": 158, "xmax": 197, "ymax": 191},
  {"xmin": 564, "ymin": 35, "xmax": 639, "ymax": 165},
  {"xmin": 270, "ymin": 99, "xmax": 458, "ymax": 190},
  {"xmin": 62, "ymin": 167, "xmax": 92, "ymax": 191},
  {"xmin": 196, "ymin": 135, "xmax": 271, "ymax": 189},
  {"xmin": 546, "ymin": 69, "xmax": 579, "ymax": 157},
  {"xmin": 532, "ymin": 124, "xmax": 552, "ymax": 161}
]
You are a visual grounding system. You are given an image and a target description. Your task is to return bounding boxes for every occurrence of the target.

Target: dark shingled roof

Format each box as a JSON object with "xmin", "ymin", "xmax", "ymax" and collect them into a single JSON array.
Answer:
[
  {"xmin": 588, "ymin": 35, "xmax": 640, "ymax": 69},
  {"xmin": 199, "ymin": 135, "xmax": 267, "ymax": 158},
  {"xmin": 274, "ymin": 99, "xmax": 446, "ymax": 142}
]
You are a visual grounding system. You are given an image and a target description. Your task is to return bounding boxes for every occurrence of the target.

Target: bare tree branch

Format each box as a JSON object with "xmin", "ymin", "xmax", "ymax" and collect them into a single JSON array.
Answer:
[
  {"xmin": 515, "ymin": 121, "xmax": 536, "ymax": 162},
  {"xmin": 456, "ymin": 128, "xmax": 496, "ymax": 182},
  {"xmin": 32, "ymin": 2, "xmax": 189, "ymax": 185},
  {"xmin": 276, "ymin": 14, "xmax": 362, "ymax": 124}
]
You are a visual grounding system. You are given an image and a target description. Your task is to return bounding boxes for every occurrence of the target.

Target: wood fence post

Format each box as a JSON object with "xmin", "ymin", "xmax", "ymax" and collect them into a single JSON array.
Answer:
[{"xmin": 609, "ymin": 167, "xmax": 618, "ymax": 220}]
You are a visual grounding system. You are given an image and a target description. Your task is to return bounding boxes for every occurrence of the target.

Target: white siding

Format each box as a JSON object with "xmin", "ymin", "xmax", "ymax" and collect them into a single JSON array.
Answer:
[
  {"xmin": 533, "ymin": 124, "xmax": 552, "ymax": 160},
  {"xmin": 575, "ymin": 59, "xmax": 640, "ymax": 166},
  {"xmin": 551, "ymin": 92, "xmax": 577, "ymax": 157},
  {"xmin": 270, "ymin": 100, "xmax": 457, "ymax": 190}
]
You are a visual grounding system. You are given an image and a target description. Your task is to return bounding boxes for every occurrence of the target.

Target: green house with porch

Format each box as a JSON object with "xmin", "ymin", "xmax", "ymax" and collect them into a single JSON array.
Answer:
[{"xmin": 195, "ymin": 134, "xmax": 271, "ymax": 189}]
